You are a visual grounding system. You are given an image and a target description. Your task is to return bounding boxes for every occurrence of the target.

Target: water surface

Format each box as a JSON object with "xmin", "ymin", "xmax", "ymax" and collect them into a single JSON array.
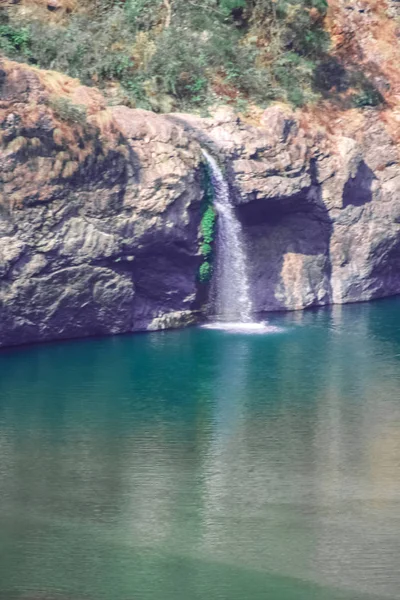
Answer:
[{"xmin": 1, "ymin": 299, "xmax": 400, "ymax": 600}]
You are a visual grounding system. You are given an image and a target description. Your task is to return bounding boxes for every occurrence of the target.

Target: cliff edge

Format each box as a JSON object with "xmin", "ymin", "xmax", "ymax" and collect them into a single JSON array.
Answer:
[{"xmin": 2, "ymin": 0, "xmax": 400, "ymax": 348}]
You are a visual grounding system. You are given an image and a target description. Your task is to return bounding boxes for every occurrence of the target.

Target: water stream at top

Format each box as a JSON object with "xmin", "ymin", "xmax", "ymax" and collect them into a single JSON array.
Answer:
[{"xmin": 202, "ymin": 150, "xmax": 253, "ymax": 324}]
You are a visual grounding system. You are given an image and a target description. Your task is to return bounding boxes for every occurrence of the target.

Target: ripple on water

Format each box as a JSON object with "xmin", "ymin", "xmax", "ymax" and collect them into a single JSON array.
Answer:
[{"xmin": 201, "ymin": 321, "xmax": 284, "ymax": 334}]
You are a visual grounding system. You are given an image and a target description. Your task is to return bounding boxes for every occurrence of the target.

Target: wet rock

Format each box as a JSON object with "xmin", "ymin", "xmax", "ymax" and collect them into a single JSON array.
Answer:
[
  {"xmin": 147, "ymin": 310, "xmax": 198, "ymax": 330},
  {"xmin": 173, "ymin": 103, "xmax": 400, "ymax": 313},
  {"xmin": 1, "ymin": 55, "xmax": 400, "ymax": 348}
]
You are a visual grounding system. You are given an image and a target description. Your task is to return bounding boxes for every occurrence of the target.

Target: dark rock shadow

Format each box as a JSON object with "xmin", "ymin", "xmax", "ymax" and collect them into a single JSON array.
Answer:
[
  {"xmin": 368, "ymin": 235, "xmax": 400, "ymax": 299},
  {"xmin": 313, "ymin": 56, "xmax": 385, "ymax": 109},
  {"xmin": 234, "ymin": 159, "xmax": 334, "ymax": 313},
  {"xmin": 127, "ymin": 181, "xmax": 204, "ymax": 328},
  {"xmin": 342, "ymin": 160, "xmax": 375, "ymax": 208}
]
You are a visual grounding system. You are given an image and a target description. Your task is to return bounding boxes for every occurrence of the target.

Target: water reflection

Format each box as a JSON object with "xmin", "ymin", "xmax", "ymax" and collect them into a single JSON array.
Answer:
[{"xmin": 0, "ymin": 299, "xmax": 400, "ymax": 600}]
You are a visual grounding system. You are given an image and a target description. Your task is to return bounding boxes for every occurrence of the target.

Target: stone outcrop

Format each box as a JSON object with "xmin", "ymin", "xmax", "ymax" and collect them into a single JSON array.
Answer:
[
  {"xmin": 1, "ymin": 50, "xmax": 400, "ymax": 347},
  {"xmin": 0, "ymin": 60, "xmax": 204, "ymax": 347},
  {"xmin": 172, "ymin": 103, "xmax": 400, "ymax": 312}
]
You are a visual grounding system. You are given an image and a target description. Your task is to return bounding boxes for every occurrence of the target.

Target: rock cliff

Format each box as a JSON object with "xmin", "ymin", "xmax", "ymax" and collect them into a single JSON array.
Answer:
[
  {"xmin": 0, "ymin": 60, "xmax": 204, "ymax": 346},
  {"xmin": 173, "ymin": 102, "xmax": 400, "ymax": 312},
  {"xmin": 1, "ymin": 34, "xmax": 400, "ymax": 346}
]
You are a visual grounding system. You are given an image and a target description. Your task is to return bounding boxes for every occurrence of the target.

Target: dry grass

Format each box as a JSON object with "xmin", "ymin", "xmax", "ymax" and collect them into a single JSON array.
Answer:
[
  {"xmin": 7, "ymin": 136, "xmax": 29, "ymax": 153},
  {"xmin": 19, "ymin": 0, "xmax": 78, "ymax": 9},
  {"xmin": 88, "ymin": 108, "xmax": 116, "ymax": 134},
  {"xmin": 131, "ymin": 32, "xmax": 157, "ymax": 70},
  {"xmin": 0, "ymin": 59, "xmax": 131, "ymax": 209},
  {"xmin": 62, "ymin": 159, "xmax": 79, "ymax": 178},
  {"xmin": 52, "ymin": 127, "xmax": 64, "ymax": 146},
  {"xmin": 326, "ymin": 0, "xmax": 400, "ymax": 104},
  {"xmin": 11, "ymin": 0, "xmax": 79, "ymax": 23},
  {"xmin": 35, "ymin": 68, "xmax": 80, "ymax": 98},
  {"xmin": 211, "ymin": 73, "xmax": 240, "ymax": 102},
  {"xmin": 8, "ymin": 0, "xmax": 114, "ymax": 23}
]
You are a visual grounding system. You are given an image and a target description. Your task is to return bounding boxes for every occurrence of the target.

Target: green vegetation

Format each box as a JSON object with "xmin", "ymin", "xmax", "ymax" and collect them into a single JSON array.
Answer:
[
  {"xmin": 313, "ymin": 57, "xmax": 384, "ymax": 108},
  {"xmin": 0, "ymin": 0, "xmax": 326, "ymax": 111},
  {"xmin": 201, "ymin": 207, "xmax": 217, "ymax": 248},
  {"xmin": 199, "ymin": 261, "xmax": 213, "ymax": 283},
  {"xmin": 0, "ymin": 0, "xmax": 383, "ymax": 112},
  {"xmin": 48, "ymin": 96, "xmax": 87, "ymax": 125},
  {"xmin": 351, "ymin": 74, "xmax": 384, "ymax": 108},
  {"xmin": 0, "ymin": 23, "xmax": 31, "ymax": 57},
  {"xmin": 353, "ymin": 89, "xmax": 383, "ymax": 108},
  {"xmin": 198, "ymin": 163, "xmax": 217, "ymax": 284}
]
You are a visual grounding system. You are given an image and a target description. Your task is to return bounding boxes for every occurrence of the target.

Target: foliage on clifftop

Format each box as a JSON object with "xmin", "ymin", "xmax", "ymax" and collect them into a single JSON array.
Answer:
[{"xmin": 0, "ymin": 0, "xmax": 384, "ymax": 113}]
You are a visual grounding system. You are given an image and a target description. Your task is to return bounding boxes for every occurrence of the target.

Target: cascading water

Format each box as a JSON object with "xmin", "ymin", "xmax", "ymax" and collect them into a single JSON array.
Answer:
[
  {"xmin": 202, "ymin": 151, "xmax": 283, "ymax": 335},
  {"xmin": 202, "ymin": 150, "xmax": 253, "ymax": 323}
]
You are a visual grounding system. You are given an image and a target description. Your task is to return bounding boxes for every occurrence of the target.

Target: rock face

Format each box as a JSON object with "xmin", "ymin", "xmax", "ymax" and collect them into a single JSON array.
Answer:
[
  {"xmin": 173, "ymin": 104, "xmax": 400, "ymax": 312},
  {"xmin": 1, "ymin": 57, "xmax": 400, "ymax": 348},
  {"xmin": 0, "ymin": 61, "xmax": 204, "ymax": 347}
]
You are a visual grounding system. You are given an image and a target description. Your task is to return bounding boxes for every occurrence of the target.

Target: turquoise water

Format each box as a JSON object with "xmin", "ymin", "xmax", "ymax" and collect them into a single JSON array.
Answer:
[{"xmin": 0, "ymin": 299, "xmax": 400, "ymax": 600}]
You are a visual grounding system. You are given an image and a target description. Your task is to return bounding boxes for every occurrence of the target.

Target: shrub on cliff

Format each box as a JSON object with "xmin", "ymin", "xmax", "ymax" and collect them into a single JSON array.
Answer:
[
  {"xmin": 48, "ymin": 96, "xmax": 87, "ymax": 125},
  {"xmin": 0, "ymin": 0, "xmax": 383, "ymax": 112},
  {"xmin": 0, "ymin": 23, "xmax": 31, "ymax": 57}
]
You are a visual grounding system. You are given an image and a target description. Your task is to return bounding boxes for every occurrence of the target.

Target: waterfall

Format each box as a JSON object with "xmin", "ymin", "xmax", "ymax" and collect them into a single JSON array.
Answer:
[{"xmin": 202, "ymin": 150, "xmax": 253, "ymax": 323}]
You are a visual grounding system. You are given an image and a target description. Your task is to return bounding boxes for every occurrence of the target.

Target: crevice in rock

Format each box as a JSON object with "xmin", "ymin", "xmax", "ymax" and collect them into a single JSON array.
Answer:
[
  {"xmin": 343, "ymin": 160, "xmax": 375, "ymax": 207},
  {"xmin": 233, "ymin": 159, "xmax": 334, "ymax": 312}
]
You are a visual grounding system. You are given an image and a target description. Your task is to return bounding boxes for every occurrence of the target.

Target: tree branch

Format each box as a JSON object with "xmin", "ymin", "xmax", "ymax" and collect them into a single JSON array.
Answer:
[{"xmin": 163, "ymin": 0, "xmax": 172, "ymax": 28}]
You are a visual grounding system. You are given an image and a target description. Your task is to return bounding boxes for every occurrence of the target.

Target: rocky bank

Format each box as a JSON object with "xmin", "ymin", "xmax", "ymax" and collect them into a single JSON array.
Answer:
[{"xmin": 1, "ymin": 51, "xmax": 400, "ymax": 346}]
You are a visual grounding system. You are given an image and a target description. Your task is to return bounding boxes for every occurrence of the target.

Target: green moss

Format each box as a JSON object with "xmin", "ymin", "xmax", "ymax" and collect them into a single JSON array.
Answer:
[
  {"xmin": 199, "ymin": 261, "xmax": 213, "ymax": 283},
  {"xmin": 198, "ymin": 162, "xmax": 217, "ymax": 284},
  {"xmin": 200, "ymin": 242, "xmax": 213, "ymax": 258},
  {"xmin": 200, "ymin": 206, "xmax": 216, "ymax": 245}
]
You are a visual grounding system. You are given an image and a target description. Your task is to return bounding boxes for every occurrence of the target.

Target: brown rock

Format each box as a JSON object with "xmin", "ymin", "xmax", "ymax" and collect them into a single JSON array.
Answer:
[{"xmin": 47, "ymin": 0, "xmax": 62, "ymax": 10}]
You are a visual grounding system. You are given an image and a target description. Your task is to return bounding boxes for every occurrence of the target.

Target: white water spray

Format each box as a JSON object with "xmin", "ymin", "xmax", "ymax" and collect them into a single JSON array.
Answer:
[{"xmin": 202, "ymin": 150, "xmax": 253, "ymax": 323}]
